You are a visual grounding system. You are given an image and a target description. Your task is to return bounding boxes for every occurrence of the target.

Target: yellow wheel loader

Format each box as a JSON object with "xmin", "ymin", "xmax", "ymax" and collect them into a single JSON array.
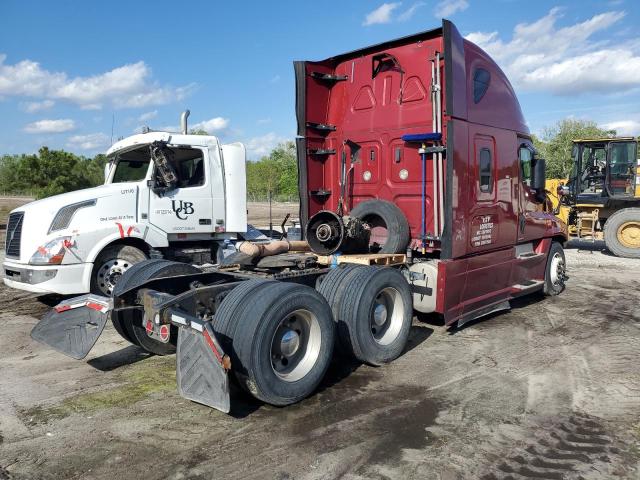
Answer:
[{"xmin": 546, "ymin": 137, "xmax": 640, "ymax": 258}]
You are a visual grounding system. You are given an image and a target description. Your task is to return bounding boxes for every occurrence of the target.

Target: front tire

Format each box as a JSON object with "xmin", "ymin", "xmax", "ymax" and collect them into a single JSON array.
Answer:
[
  {"xmin": 603, "ymin": 208, "xmax": 640, "ymax": 258},
  {"xmin": 91, "ymin": 244, "xmax": 147, "ymax": 296},
  {"xmin": 543, "ymin": 242, "xmax": 566, "ymax": 296}
]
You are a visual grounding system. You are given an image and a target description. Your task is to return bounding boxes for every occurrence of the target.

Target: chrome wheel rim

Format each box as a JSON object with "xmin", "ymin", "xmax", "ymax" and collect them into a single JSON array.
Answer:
[
  {"xmin": 96, "ymin": 258, "xmax": 133, "ymax": 296},
  {"xmin": 370, "ymin": 287, "xmax": 404, "ymax": 345},
  {"xmin": 549, "ymin": 252, "xmax": 565, "ymax": 287},
  {"xmin": 270, "ymin": 309, "xmax": 321, "ymax": 382}
]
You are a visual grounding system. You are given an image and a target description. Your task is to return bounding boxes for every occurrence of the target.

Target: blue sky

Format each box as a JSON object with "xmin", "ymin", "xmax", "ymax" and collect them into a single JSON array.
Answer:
[{"xmin": 1, "ymin": 0, "xmax": 639, "ymax": 159}]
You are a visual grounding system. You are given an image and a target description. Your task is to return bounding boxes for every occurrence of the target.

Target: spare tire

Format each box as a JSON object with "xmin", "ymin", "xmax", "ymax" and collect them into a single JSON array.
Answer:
[{"xmin": 350, "ymin": 199, "xmax": 410, "ymax": 254}]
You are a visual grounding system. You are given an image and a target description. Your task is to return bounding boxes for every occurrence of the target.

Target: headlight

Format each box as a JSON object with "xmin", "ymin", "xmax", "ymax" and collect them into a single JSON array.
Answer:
[
  {"xmin": 49, "ymin": 199, "xmax": 96, "ymax": 233},
  {"xmin": 29, "ymin": 237, "xmax": 74, "ymax": 265}
]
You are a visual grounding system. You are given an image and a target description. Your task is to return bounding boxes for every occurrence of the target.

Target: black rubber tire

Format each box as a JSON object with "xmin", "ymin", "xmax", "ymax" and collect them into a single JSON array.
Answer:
[
  {"xmin": 543, "ymin": 242, "xmax": 566, "ymax": 296},
  {"xmin": 110, "ymin": 259, "xmax": 172, "ymax": 345},
  {"xmin": 350, "ymin": 199, "xmax": 410, "ymax": 254},
  {"xmin": 603, "ymin": 208, "xmax": 640, "ymax": 258},
  {"xmin": 90, "ymin": 244, "xmax": 148, "ymax": 296},
  {"xmin": 212, "ymin": 279, "xmax": 274, "ymax": 352},
  {"xmin": 112, "ymin": 260, "xmax": 201, "ymax": 355},
  {"xmin": 317, "ymin": 264, "xmax": 365, "ymax": 353},
  {"xmin": 221, "ymin": 282, "xmax": 335, "ymax": 406},
  {"xmin": 334, "ymin": 266, "xmax": 413, "ymax": 366}
]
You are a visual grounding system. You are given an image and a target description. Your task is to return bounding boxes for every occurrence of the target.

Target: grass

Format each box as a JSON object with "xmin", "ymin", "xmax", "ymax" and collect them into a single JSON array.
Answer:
[{"xmin": 19, "ymin": 356, "xmax": 176, "ymax": 425}]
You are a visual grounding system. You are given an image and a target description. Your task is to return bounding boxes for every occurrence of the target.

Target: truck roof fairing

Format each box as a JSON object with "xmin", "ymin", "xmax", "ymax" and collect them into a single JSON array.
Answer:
[{"xmin": 106, "ymin": 132, "xmax": 221, "ymax": 156}]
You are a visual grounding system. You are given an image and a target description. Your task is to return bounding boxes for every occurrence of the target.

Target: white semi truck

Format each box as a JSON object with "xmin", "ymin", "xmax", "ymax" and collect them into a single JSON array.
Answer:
[{"xmin": 3, "ymin": 112, "xmax": 247, "ymax": 295}]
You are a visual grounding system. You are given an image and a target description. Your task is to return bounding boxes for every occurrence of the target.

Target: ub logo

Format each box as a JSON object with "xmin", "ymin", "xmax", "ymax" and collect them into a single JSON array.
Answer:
[{"xmin": 171, "ymin": 200, "xmax": 195, "ymax": 220}]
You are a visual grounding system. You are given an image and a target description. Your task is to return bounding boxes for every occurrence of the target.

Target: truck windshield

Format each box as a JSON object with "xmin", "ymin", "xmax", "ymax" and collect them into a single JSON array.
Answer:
[{"xmin": 111, "ymin": 159, "xmax": 151, "ymax": 183}]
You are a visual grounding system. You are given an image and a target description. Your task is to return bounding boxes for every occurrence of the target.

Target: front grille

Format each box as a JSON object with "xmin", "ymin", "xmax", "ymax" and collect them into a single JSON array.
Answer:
[{"xmin": 5, "ymin": 212, "xmax": 24, "ymax": 258}]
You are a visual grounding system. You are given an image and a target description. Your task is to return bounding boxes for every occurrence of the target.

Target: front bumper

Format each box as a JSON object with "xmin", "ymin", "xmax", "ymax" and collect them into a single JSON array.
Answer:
[{"xmin": 3, "ymin": 260, "xmax": 92, "ymax": 295}]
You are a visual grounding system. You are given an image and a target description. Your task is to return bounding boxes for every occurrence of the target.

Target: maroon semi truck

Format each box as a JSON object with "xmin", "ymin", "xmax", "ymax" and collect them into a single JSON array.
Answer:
[{"xmin": 30, "ymin": 20, "xmax": 567, "ymax": 413}]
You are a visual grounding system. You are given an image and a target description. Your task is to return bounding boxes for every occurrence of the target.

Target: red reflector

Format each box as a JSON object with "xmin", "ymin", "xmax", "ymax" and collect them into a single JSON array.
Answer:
[
  {"xmin": 86, "ymin": 302, "xmax": 105, "ymax": 312},
  {"xmin": 202, "ymin": 328, "xmax": 223, "ymax": 364},
  {"xmin": 55, "ymin": 305, "xmax": 71, "ymax": 313},
  {"xmin": 145, "ymin": 320, "xmax": 154, "ymax": 335},
  {"xmin": 159, "ymin": 325, "xmax": 170, "ymax": 342}
]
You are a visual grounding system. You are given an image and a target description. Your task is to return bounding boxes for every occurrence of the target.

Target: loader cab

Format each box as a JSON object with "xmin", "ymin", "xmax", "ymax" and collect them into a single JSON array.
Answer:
[{"xmin": 569, "ymin": 138, "xmax": 638, "ymax": 203}]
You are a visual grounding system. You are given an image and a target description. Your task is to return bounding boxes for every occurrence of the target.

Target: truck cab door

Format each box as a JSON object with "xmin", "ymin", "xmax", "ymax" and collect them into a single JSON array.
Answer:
[
  {"xmin": 517, "ymin": 143, "xmax": 546, "ymax": 242},
  {"xmin": 148, "ymin": 145, "xmax": 214, "ymax": 235},
  {"xmin": 606, "ymin": 141, "xmax": 637, "ymax": 198}
]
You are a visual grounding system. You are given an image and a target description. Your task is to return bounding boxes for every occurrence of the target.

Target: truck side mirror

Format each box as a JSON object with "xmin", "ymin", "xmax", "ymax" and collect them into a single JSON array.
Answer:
[{"xmin": 532, "ymin": 157, "xmax": 546, "ymax": 200}]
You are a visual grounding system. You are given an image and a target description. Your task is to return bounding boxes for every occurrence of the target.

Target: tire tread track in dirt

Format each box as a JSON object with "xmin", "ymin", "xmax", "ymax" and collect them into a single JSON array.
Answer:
[{"xmin": 481, "ymin": 412, "xmax": 624, "ymax": 480}]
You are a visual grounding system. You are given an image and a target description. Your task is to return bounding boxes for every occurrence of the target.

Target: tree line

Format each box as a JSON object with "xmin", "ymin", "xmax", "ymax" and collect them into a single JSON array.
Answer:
[
  {"xmin": 0, "ymin": 141, "xmax": 299, "ymax": 200},
  {"xmin": 0, "ymin": 119, "xmax": 622, "ymax": 200}
]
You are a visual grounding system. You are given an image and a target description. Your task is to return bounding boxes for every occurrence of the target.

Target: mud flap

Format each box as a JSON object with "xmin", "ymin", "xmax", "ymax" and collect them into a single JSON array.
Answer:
[
  {"xmin": 176, "ymin": 325, "xmax": 230, "ymax": 413},
  {"xmin": 30, "ymin": 295, "xmax": 111, "ymax": 360}
]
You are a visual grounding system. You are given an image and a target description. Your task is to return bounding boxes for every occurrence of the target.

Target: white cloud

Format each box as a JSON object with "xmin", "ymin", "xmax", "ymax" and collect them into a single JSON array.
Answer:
[
  {"xmin": 66, "ymin": 133, "xmax": 110, "ymax": 150},
  {"xmin": 363, "ymin": 3, "xmax": 402, "ymax": 26},
  {"xmin": 0, "ymin": 54, "xmax": 194, "ymax": 110},
  {"xmin": 22, "ymin": 99, "xmax": 55, "ymax": 113},
  {"xmin": 601, "ymin": 120, "xmax": 640, "ymax": 136},
  {"xmin": 398, "ymin": 2, "xmax": 425, "ymax": 21},
  {"xmin": 435, "ymin": 0, "xmax": 469, "ymax": 18},
  {"xmin": 244, "ymin": 132, "xmax": 288, "ymax": 159},
  {"xmin": 23, "ymin": 118, "xmax": 75, "ymax": 134},
  {"xmin": 465, "ymin": 9, "xmax": 640, "ymax": 95},
  {"xmin": 191, "ymin": 117, "xmax": 230, "ymax": 133},
  {"xmin": 138, "ymin": 110, "xmax": 158, "ymax": 122},
  {"xmin": 270, "ymin": 75, "xmax": 281, "ymax": 84}
]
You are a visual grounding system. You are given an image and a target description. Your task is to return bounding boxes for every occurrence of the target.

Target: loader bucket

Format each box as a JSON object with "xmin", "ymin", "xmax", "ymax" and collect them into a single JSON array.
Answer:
[
  {"xmin": 176, "ymin": 325, "xmax": 230, "ymax": 413},
  {"xmin": 31, "ymin": 295, "xmax": 111, "ymax": 360}
]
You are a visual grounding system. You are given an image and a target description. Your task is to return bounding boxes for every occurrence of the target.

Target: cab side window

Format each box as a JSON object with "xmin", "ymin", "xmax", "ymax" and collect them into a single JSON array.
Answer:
[
  {"xmin": 176, "ymin": 156, "xmax": 205, "ymax": 188},
  {"xmin": 519, "ymin": 146, "xmax": 533, "ymax": 187},
  {"xmin": 153, "ymin": 147, "xmax": 206, "ymax": 189},
  {"xmin": 479, "ymin": 148, "xmax": 493, "ymax": 193}
]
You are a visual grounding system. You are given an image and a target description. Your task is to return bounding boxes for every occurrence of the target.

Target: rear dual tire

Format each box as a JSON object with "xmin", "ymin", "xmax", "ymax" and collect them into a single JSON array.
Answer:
[
  {"xmin": 213, "ymin": 280, "xmax": 335, "ymax": 406},
  {"xmin": 111, "ymin": 259, "xmax": 201, "ymax": 355},
  {"xmin": 318, "ymin": 265, "xmax": 413, "ymax": 366}
]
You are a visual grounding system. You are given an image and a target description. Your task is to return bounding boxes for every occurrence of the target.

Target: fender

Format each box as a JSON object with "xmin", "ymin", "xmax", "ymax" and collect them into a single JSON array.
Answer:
[{"xmin": 76, "ymin": 221, "xmax": 169, "ymax": 267}]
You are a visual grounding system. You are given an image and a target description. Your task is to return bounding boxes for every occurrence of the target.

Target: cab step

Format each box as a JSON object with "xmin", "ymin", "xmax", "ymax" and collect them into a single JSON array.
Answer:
[{"xmin": 512, "ymin": 280, "xmax": 545, "ymax": 293}]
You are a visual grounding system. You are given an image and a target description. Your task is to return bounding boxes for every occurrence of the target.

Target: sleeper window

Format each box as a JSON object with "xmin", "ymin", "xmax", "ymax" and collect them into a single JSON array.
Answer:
[
  {"xmin": 473, "ymin": 68, "xmax": 491, "ymax": 103},
  {"xmin": 479, "ymin": 148, "xmax": 493, "ymax": 193}
]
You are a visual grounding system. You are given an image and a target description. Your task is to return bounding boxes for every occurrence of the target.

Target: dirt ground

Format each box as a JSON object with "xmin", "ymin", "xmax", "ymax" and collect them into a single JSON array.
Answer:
[
  {"xmin": 246, "ymin": 201, "xmax": 300, "ymax": 230},
  {"xmin": 0, "ymin": 241, "xmax": 639, "ymax": 480}
]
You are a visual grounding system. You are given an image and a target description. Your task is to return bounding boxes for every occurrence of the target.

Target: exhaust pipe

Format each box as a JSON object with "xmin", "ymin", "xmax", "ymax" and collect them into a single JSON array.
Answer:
[{"xmin": 180, "ymin": 110, "xmax": 190, "ymax": 134}]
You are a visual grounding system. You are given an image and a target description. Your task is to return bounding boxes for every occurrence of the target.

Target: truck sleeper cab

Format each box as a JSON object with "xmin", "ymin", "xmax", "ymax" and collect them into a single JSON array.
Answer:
[
  {"xmin": 30, "ymin": 20, "xmax": 567, "ymax": 414},
  {"xmin": 295, "ymin": 20, "xmax": 567, "ymax": 325},
  {"xmin": 3, "ymin": 130, "xmax": 247, "ymax": 295}
]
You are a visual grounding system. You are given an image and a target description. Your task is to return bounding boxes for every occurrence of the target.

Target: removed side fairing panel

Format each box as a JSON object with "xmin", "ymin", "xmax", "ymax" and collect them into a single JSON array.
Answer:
[
  {"xmin": 176, "ymin": 327, "xmax": 230, "ymax": 413},
  {"xmin": 31, "ymin": 295, "xmax": 111, "ymax": 360}
]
